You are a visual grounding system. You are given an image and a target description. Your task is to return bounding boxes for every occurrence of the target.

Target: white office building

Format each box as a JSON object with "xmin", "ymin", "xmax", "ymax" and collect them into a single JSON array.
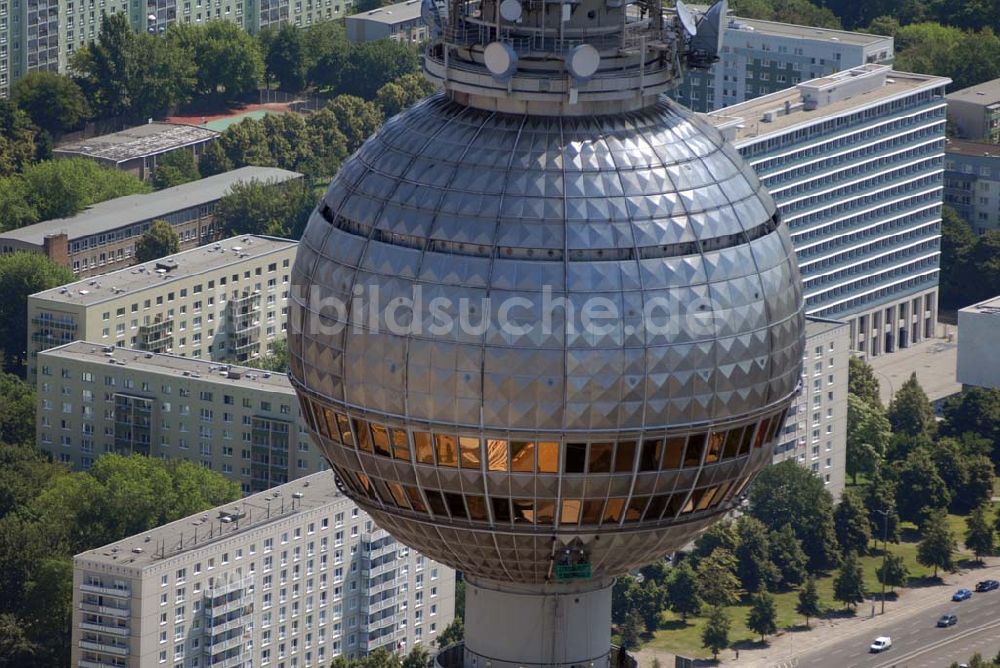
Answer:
[
  {"xmin": 672, "ymin": 14, "xmax": 894, "ymax": 113},
  {"xmin": 71, "ymin": 471, "xmax": 456, "ymax": 668},
  {"xmin": 708, "ymin": 64, "xmax": 950, "ymax": 357}
]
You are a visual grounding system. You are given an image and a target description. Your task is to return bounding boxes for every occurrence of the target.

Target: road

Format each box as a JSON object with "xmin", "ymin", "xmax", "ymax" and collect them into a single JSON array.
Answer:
[{"xmin": 789, "ymin": 587, "xmax": 1000, "ymax": 668}]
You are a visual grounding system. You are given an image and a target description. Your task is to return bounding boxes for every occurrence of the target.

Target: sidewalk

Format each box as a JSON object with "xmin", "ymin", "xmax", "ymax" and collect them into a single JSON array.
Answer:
[{"xmin": 633, "ymin": 557, "xmax": 1000, "ymax": 668}]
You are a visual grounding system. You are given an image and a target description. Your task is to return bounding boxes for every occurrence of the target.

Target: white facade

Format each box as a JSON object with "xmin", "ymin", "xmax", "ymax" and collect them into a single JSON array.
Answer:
[
  {"xmin": 71, "ymin": 471, "xmax": 456, "ymax": 668},
  {"xmin": 957, "ymin": 296, "xmax": 1000, "ymax": 390},
  {"xmin": 773, "ymin": 317, "xmax": 849, "ymax": 498},
  {"xmin": 708, "ymin": 65, "xmax": 950, "ymax": 357},
  {"xmin": 672, "ymin": 15, "xmax": 894, "ymax": 113}
]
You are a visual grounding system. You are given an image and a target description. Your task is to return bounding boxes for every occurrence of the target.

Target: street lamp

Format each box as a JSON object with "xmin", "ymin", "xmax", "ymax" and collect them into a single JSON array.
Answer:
[{"xmin": 875, "ymin": 507, "xmax": 890, "ymax": 614}]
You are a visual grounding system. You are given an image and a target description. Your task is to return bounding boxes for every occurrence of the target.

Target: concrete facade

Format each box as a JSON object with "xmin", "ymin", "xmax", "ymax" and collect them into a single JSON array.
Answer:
[
  {"xmin": 0, "ymin": 167, "xmax": 302, "ymax": 277},
  {"xmin": 345, "ymin": 0, "xmax": 424, "ymax": 44},
  {"xmin": 672, "ymin": 14, "xmax": 893, "ymax": 113},
  {"xmin": 37, "ymin": 340, "xmax": 325, "ymax": 493},
  {"xmin": 707, "ymin": 65, "xmax": 949, "ymax": 358},
  {"xmin": 943, "ymin": 139, "xmax": 1000, "ymax": 234},
  {"xmin": 71, "ymin": 471, "xmax": 456, "ymax": 668},
  {"xmin": 773, "ymin": 317, "xmax": 849, "ymax": 498},
  {"xmin": 27, "ymin": 235, "xmax": 296, "ymax": 379},
  {"xmin": 947, "ymin": 78, "xmax": 1000, "ymax": 144},
  {"xmin": 957, "ymin": 295, "xmax": 1000, "ymax": 390}
]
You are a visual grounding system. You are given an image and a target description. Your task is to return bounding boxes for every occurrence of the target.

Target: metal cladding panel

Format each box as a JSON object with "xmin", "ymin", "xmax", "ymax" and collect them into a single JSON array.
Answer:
[{"xmin": 289, "ymin": 93, "xmax": 806, "ymax": 584}]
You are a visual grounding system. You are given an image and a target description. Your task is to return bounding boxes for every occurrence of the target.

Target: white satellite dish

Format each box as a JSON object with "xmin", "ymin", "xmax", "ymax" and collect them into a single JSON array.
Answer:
[
  {"xmin": 675, "ymin": 0, "xmax": 698, "ymax": 36},
  {"xmin": 499, "ymin": 0, "xmax": 522, "ymax": 22},
  {"xmin": 566, "ymin": 44, "xmax": 600, "ymax": 81},
  {"xmin": 147, "ymin": 13, "xmax": 156, "ymax": 20},
  {"xmin": 484, "ymin": 42, "xmax": 518, "ymax": 80}
]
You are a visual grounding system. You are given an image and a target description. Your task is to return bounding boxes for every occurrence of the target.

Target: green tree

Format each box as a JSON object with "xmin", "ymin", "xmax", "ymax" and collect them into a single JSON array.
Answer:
[
  {"xmin": 152, "ymin": 149, "xmax": 200, "ymax": 190},
  {"xmin": 619, "ymin": 608, "xmax": 644, "ymax": 650},
  {"xmin": 135, "ymin": 220, "xmax": 180, "ymax": 262},
  {"xmin": 847, "ymin": 393, "xmax": 891, "ymax": 484},
  {"xmin": 401, "ymin": 645, "xmax": 430, "ymax": 668},
  {"xmin": 834, "ymin": 488, "xmax": 873, "ymax": 556},
  {"xmin": 435, "ymin": 617, "xmax": 463, "ymax": 648},
  {"xmin": 611, "ymin": 575, "xmax": 641, "ymax": 625},
  {"xmin": 454, "ymin": 577, "xmax": 465, "ymax": 621},
  {"xmin": 322, "ymin": 95, "xmax": 384, "ymax": 154},
  {"xmin": 0, "ymin": 374, "xmax": 36, "ymax": 446},
  {"xmin": 213, "ymin": 178, "xmax": 315, "ymax": 239},
  {"xmin": 735, "ymin": 515, "xmax": 779, "ymax": 592},
  {"xmin": 848, "ymin": 356, "xmax": 882, "ymax": 408},
  {"xmin": 169, "ymin": 21, "xmax": 264, "ymax": 98},
  {"xmin": 918, "ymin": 508, "xmax": 957, "ymax": 578},
  {"xmin": 942, "ymin": 388, "xmax": 1000, "ymax": 463},
  {"xmin": 769, "ymin": 524, "xmax": 808, "ymax": 588},
  {"xmin": 218, "ymin": 117, "xmax": 275, "ymax": 168},
  {"xmin": 939, "ymin": 206, "xmax": 982, "ymax": 308},
  {"xmin": 864, "ymin": 472, "xmax": 900, "ymax": 544},
  {"xmin": 877, "ymin": 552, "xmax": 909, "ymax": 593},
  {"xmin": 11, "ymin": 72, "xmax": 89, "ymax": 136},
  {"xmin": 965, "ymin": 504, "xmax": 995, "ymax": 562},
  {"xmin": 636, "ymin": 580, "xmax": 666, "ymax": 632},
  {"xmin": 746, "ymin": 591, "xmax": 778, "ymax": 642},
  {"xmin": 340, "ymin": 39, "xmax": 421, "ymax": 100},
  {"xmin": 888, "ymin": 372, "xmax": 937, "ymax": 438},
  {"xmin": 832, "ymin": 551, "xmax": 866, "ymax": 610},
  {"xmin": 304, "ymin": 20, "xmax": 352, "ymax": 91},
  {"xmin": 692, "ymin": 518, "xmax": 738, "ymax": 561},
  {"xmin": 748, "ymin": 460, "xmax": 840, "ymax": 572},
  {"xmin": 198, "ymin": 140, "xmax": 233, "ymax": 177},
  {"xmin": 304, "ymin": 106, "xmax": 350, "ymax": 177},
  {"xmin": 261, "ymin": 112, "xmax": 314, "ymax": 172},
  {"xmin": 894, "ymin": 448, "xmax": 951, "ymax": 526},
  {"xmin": 729, "ymin": 0, "xmax": 841, "ymax": 28},
  {"xmin": 700, "ymin": 606, "xmax": 730, "ymax": 660},
  {"xmin": 20, "ymin": 557, "xmax": 73, "ymax": 666},
  {"xmin": 0, "ymin": 612, "xmax": 35, "ymax": 665},
  {"xmin": 796, "ymin": 576, "xmax": 821, "ymax": 627},
  {"xmin": 0, "ymin": 100, "xmax": 39, "ymax": 177},
  {"xmin": 17, "ymin": 158, "xmax": 150, "ymax": 225},
  {"xmin": 264, "ymin": 23, "xmax": 308, "ymax": 92},
  {"xmin": 697, "ymin": 548, "xmax": 741, "ymax": 607},
  {"xmin": 68, "ymin": 12, "xmax": 132, "ymax": 118},
  {"xmin": 0, "ymin": 445, "xmax": 61, "ymax": 518},
  {"xmin": 0, "ymin": 252, "xmax": 75, "ymax": 374},
  {"xmin": 666, "ymin": 559, "xmax": 701, "ymax": 620},
  {"xmin": 375, "ymin": 72, "xmax": 437, "ymax": 117}
]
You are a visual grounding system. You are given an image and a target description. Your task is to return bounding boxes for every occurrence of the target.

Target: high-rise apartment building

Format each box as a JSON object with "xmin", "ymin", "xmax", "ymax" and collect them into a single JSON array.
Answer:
[
  {"xmin": 27, "ymin": 234, "xmax": 296, "ymax": 379},
  {"xmin": 1, "ymin": 0, "xmax": 355, "ymax": 97},
  {"xmin": 943, "ymin": 139, "xmax": 1000, "ymax": 234},
  {"xmin": 947, "ymin": 78, "xmax": 1000, "ymax": 144},
  {"xmin": 671, "ymin": 14, "xmax": 894, "ymax": 113},
  {"xmin": 772, "ymin": 317, "xmax": 849, "ymax": 497},
  {"xmin": 37, "ymin": 341, "xmax": 327, "ymax": 492},
  {"xmin": 0, "ymin": 167, "xmax": 301, "ymax": 277},
  {"xmin": 708, "ymin": 64, "xmax": 949, "ymax": 357},
  {"xmin": 71, "ymin": 470, "xmax": 456, "ymax": 668}
]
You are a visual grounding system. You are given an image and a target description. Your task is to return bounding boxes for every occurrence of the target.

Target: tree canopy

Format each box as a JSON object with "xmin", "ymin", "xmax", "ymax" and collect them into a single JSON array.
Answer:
[
  {"xmin": 887, "ymin": 372, "xmax": 936, "ymax": 439},
  {"xmin": 0, "ymin": 252, "xmax": 75, "ymax": 374},
  {"xmin": 213, "ymin": 178, "xmax": 316, "ymax": 239},
  {"xmin": 135, "ymin": 220, "xmax": 181, "ymax": 263},
  {"xmin": 11, "ymin": 72, "xmax": 89, "ymax": 137}
]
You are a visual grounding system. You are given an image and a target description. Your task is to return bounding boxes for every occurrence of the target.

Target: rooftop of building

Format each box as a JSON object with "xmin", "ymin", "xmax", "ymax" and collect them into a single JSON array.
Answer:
[
  {"xmin": 0, "ymin": 167, "xmax": 302, "ymax": 247},
  {"xmin": 947, "ymin": 78, "xmax": 1000, "ymax": 105},
  {"xmin": 75, "ymin": 471, "xmax": 347, "ymax": 570},
  {"xmin": 347, "ymin": 0, "xmax": 421, "ymax": 24},
  {"xmin": 804, "ymin": 316, "xmax": 849, "ymax": 338},
  {"xmin": 725, "ymin": 16, "xmax": 892, "ymax": 48},
  {"xmin": 944, "ymin": 138, "xmax": 1000, "ymax": 158},
  {"xmin": 960, "ymin": 294, "xmax": 1000, "ymax": 314},
  {"xmin": 40, "ymin": 340, "xmax": 296, "ymax": 393},
  {"xmin": 30, "ymin": 235, "xmax": 297, "ymax": 307},
  {"xmin": 54, "ymin": 122, "xmax": 219, "ymax": 163},
  {"xmin": 706, "ymin": 66, "xmax": 948, "ymax": 144}
]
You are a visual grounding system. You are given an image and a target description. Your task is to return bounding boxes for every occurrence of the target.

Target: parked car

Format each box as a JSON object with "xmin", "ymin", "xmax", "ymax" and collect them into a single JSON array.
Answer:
[
  {"xmin": 975, "ymin": 580, "xmax": 999, "ymax": 592},
  {"xmin": 870, "ymin": 636, "xmax": 892, "ymax": 653},
  {"xmin": 937, "ymin": 613, "xmax": 958, "ymax": 627},
  {"xmin": 953, "ymin": 588, "xmax": 973, "ymax": 601}
]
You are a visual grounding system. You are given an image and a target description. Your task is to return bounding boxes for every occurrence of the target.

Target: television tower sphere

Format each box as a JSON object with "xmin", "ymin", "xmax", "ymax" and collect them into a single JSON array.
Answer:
[{"xmin": 289, "ymin": 0, "xmax": 805, "ymax": 663}]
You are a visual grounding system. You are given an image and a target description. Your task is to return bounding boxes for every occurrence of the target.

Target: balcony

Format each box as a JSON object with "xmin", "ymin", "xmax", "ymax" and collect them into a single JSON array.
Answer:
[
  {"xmin": 79, "ymin": 583, "xmax": 129, "ymax": 597},
  {"xmin": 78, "ymin": 640, "xmax": 129, "ymax": 656},
  {"xmin": 79, "ymin": 602, "xmax": 129, "ymax": 618},
  {"xmin": 210, "ymin": 654, "xmax": 249, "ymax": 668},
  {"xmin": 79, "ymin": 622, "xmax": 129, "ymax": 637},
  {"xmin": 207, "ymin": 616, "xmax": 249, "ymax": 635},
  {"xmin": 205, "ymin": 633, "xmax": 247, "ymax": 654},
  {"xmin": 78, "ymin": 660, "xmax": 127, "ymax": 668}
]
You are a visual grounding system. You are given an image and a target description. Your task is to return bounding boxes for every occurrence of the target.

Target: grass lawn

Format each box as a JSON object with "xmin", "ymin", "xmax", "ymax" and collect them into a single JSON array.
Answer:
[{"xmin": 645, "ymin": 512, "xmax": 979, "ymax": 659}]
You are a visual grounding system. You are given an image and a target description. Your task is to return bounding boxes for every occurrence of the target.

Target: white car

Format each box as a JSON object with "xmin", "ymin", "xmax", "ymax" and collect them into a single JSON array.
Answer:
[{"xmin": 870, "ymin": 636, "xmax": 892, "ymax": 653}]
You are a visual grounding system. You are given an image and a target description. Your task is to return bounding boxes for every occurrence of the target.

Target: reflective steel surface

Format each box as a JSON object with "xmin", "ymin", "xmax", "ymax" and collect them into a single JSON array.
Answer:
[{"xmin": 289, "ymin": 93, "xmax": 806, "ymax": 584}]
